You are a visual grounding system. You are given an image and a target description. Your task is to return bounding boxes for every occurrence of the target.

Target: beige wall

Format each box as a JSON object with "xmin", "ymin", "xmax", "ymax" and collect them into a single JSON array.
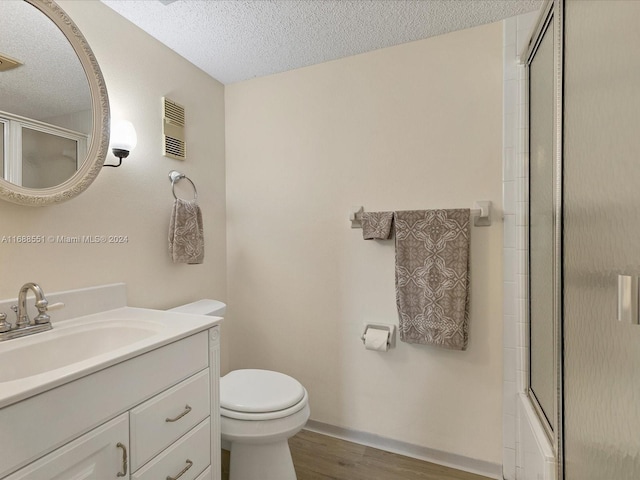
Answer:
[
  {"xmin": 0, "ymin": 1, "xmax": 226, "ymax": 313},
  {"xmin": 2, "ymin": 1, "xmax": 504, "ymax": 466},
  {"xmin": 225, "ymin": 22, "xmax": 504, "ymax": 463}
]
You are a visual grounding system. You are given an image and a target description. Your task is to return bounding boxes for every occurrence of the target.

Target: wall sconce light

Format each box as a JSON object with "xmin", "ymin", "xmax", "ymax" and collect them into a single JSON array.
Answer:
[{"xmin": 104, "ymin": 120, "xmax": 137, "ymax": 167}]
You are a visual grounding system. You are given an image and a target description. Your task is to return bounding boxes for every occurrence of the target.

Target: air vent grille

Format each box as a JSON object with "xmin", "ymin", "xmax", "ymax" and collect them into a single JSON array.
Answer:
[
  {"xmin": 165, "ymin": 136, "xmax": 186, "ymax": 159},
  {"xmin": 164, "ymin": 99, "xmax": 185, "ymax": 126},
  {"xmin": 162, "ymin": 97, "xmax": 186, "ymax": 160}
]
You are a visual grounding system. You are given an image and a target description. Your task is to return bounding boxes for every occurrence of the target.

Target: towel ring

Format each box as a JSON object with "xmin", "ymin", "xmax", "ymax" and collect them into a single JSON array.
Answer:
[{"xmin": 169, "ymin": 170, "xmax": 198, "ymax": 201}]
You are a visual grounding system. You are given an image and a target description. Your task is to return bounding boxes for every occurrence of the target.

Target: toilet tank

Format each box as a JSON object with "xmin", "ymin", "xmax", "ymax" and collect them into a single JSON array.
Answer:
[{"xmin": 168, "ymin": 299, "xmax": 226, "ymax": 316}]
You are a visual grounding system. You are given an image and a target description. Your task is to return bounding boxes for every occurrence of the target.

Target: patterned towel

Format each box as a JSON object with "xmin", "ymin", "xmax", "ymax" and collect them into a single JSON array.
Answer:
[
  {"xmin": 394, "ymin": 209, "xmax": 470, "ymax": 350},
  {"xmin": 361, "ymin": 211, "xmax": 394, "ymax": 240},
  {"xmin": 168, "ymin": 198, "xmax": 204, "ymax": 264}
]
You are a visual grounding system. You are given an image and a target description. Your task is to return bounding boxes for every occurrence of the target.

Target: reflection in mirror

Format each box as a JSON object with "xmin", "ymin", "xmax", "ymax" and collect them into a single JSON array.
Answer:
[
  {"xmin": 0, "ymin": 0, "xmax": 92, "ymax": 188},
  {"xmin": 22, "ymin": 128, "xmax": 79, "ymax": 188}
]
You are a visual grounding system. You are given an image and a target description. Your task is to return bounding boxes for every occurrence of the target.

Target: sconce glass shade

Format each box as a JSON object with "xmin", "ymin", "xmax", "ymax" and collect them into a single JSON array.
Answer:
[{"xmin": 110, "ymin": 120, "xmax": 137, "ymax": 152}]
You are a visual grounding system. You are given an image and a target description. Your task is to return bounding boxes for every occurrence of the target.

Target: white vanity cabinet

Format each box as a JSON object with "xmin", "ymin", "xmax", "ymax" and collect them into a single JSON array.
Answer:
[{"xmin": 0, "ymin": 326, "xmax": 221, "ymax": 480}]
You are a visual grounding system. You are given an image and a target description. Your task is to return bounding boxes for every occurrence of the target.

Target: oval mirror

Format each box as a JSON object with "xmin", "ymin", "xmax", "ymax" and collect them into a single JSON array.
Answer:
[{"xmin": 0, "ymin": 0, "xmax": 109, "ymax": 206}]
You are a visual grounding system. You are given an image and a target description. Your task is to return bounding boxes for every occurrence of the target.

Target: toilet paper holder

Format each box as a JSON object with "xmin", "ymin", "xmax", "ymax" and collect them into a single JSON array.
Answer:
[{"xmin": 361, "ymin": 323, "xmax": 396, "ymax": 349}]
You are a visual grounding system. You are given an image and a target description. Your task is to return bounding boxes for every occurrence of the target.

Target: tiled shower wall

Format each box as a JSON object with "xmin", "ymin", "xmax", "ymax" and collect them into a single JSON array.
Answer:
[{"xmin": 503, "ymin": 10, "xmax": 556, "ymax": 480}]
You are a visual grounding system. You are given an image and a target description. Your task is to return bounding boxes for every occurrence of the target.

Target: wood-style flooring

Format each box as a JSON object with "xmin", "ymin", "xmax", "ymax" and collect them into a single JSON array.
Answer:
[{"xmin": 222, "ymin": 429, "xmax": 493, "ymax": 480}]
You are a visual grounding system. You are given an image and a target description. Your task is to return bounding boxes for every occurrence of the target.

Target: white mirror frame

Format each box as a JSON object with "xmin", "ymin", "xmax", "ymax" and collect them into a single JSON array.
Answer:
[{"xmin": 0, "ymin": 0, "xmax": 109, "ymax": 206}]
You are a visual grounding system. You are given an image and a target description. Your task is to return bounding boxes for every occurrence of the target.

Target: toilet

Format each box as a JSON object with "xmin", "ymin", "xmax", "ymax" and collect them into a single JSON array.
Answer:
[{"xmin": 169, "ymin": 300, "xmax": 310, "ymax": 480}]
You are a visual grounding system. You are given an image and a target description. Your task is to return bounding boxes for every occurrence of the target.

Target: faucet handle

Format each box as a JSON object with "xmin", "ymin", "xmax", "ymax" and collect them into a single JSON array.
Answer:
[
  {"xmin": 47, "ymin": 302, "xmax": 65, "ymax": 311},
  {"xmin": 0, "ymin": 313, "xmax": 11, "ymax": 333},
  {"xmin": 34, "ymin": 299, "xmax": 50, "ymax": 325},
  {"xmin": 33, "ymin": 300, "xmax": 64, "ymax": 325}
]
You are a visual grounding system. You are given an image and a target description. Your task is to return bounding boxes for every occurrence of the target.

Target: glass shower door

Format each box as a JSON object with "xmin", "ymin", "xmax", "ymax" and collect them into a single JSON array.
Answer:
[
  {"xmin": 563, "ymin": 0, "xmax": 640, "ymax": 478},
  {"xmin": 528, "ymin": 9, "xmax": 557, "ymax": 434}
]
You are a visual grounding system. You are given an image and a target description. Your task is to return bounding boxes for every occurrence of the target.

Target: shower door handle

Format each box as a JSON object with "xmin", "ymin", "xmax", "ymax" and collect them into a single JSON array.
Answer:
[{"xmin": 617, "ymin": 275, "xmax": 639, "ymax": 324}]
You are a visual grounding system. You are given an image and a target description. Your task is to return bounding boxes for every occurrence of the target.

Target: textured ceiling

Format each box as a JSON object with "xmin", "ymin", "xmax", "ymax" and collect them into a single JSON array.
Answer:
[{"xmin": 101, "ymin": 0, "xmax": 542, "ymax": 85}]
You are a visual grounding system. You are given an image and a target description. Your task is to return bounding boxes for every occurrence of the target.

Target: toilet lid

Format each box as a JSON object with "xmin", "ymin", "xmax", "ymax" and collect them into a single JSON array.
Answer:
[{"xmin": 220, "ymin": 369, "xmax": 305, "ymax": 413}]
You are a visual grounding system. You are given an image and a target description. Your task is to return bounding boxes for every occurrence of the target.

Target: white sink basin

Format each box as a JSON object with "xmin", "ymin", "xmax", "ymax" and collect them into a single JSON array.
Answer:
[
  {"xmin": 0, "ymin": 307, "xmax": 221, "ymax": 408},
  {"xmin": 0, "ymin": 321, "xmax": 160, "ymax": 383}
]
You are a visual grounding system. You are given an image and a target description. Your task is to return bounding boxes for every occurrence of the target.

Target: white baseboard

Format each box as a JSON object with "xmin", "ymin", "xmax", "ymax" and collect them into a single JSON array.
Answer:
[{"xmin": 304, "ymin": 419, "xmax": 503, "ymax": 480}]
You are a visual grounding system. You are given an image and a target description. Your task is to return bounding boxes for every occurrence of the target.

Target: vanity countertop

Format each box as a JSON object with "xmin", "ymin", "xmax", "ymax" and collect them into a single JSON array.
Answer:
[{"xmin": 0, "ymin": 306, "xmax": 221, "ymax": 409}]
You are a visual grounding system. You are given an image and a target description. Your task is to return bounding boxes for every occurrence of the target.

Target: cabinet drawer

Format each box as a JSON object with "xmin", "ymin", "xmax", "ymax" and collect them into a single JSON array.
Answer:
[
  {"xmin": 5, "ymin": 413, "xmax": 129, "ymax": 480},
  {"xmin": 195, "ymin": 466, "xmax": 212, "ymax": 480},
  {"xmin": 131, "ymin": 369, "xmax": 210, "ymax": 470},
  {"xmin": 132, "ymin": 417, "xmax": 210, "ymax": 480}
]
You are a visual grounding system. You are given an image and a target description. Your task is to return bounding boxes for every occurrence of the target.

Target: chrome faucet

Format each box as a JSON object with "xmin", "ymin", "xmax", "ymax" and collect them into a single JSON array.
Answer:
[
  {"xmin": 17, "ymin": 282, "xmax": 50, "ymax": 328},
  {"xmin": 0, "ymin": 282, "xmax": 54, "ymax": 341}
]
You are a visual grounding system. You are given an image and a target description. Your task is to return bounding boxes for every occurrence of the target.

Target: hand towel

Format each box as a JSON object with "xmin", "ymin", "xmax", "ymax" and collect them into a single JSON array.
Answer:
[
  {"xmin": 168, "ymin": 198, "xmax": 204, "ymax": 264},
  {"xmin": 361, "ymin": 211, "xmax": 394, "ymax": 240},
  {"xmin": 394, "ymin": 209, "xmax": 470, "ymax": 350}
]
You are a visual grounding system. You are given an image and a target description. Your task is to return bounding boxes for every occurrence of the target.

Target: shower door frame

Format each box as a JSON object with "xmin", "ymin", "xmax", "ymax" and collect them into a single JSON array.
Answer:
[{"xmin": 523, "ymin": 0, "xmax": 564, "ymax": 477}]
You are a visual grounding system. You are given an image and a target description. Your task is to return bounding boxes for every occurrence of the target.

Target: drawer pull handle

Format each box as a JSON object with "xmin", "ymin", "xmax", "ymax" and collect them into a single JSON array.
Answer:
[
  {"xmin": 116, "ymin": 442, "xmax": 128, "ymax": 477},
  {"xmin": 167, "ymin": 459, "xmax": 193, "ymax": 480},
  {"xmin": 165, "ymin": 404, "xmax": 192, "ymax": 422}
]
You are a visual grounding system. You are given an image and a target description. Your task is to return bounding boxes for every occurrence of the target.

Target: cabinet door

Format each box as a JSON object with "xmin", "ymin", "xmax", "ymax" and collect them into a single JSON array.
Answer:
[{"xmin": 6, "ymin": 413, "xmax": 129, "ymax": 480}]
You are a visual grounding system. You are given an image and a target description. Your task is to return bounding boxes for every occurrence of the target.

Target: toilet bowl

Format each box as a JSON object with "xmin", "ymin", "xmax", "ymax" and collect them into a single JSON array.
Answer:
[
  {"xmin": 221, "ymin": 369, "xmax": 310, "ymax": 480},
  {"xmin": 169, "ymin": 300, "xmax": 310, "ymax": 480}
]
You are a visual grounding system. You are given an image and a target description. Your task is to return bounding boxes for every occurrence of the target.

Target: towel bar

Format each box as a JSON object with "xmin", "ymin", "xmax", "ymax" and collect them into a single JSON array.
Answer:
[
  {"xmin": 169, "ymin": 170, "xmax": 198, "ymax": 201},
  {"xmin": 349, "ymin": 201, "xmax": 492, "ymax": 228}
]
